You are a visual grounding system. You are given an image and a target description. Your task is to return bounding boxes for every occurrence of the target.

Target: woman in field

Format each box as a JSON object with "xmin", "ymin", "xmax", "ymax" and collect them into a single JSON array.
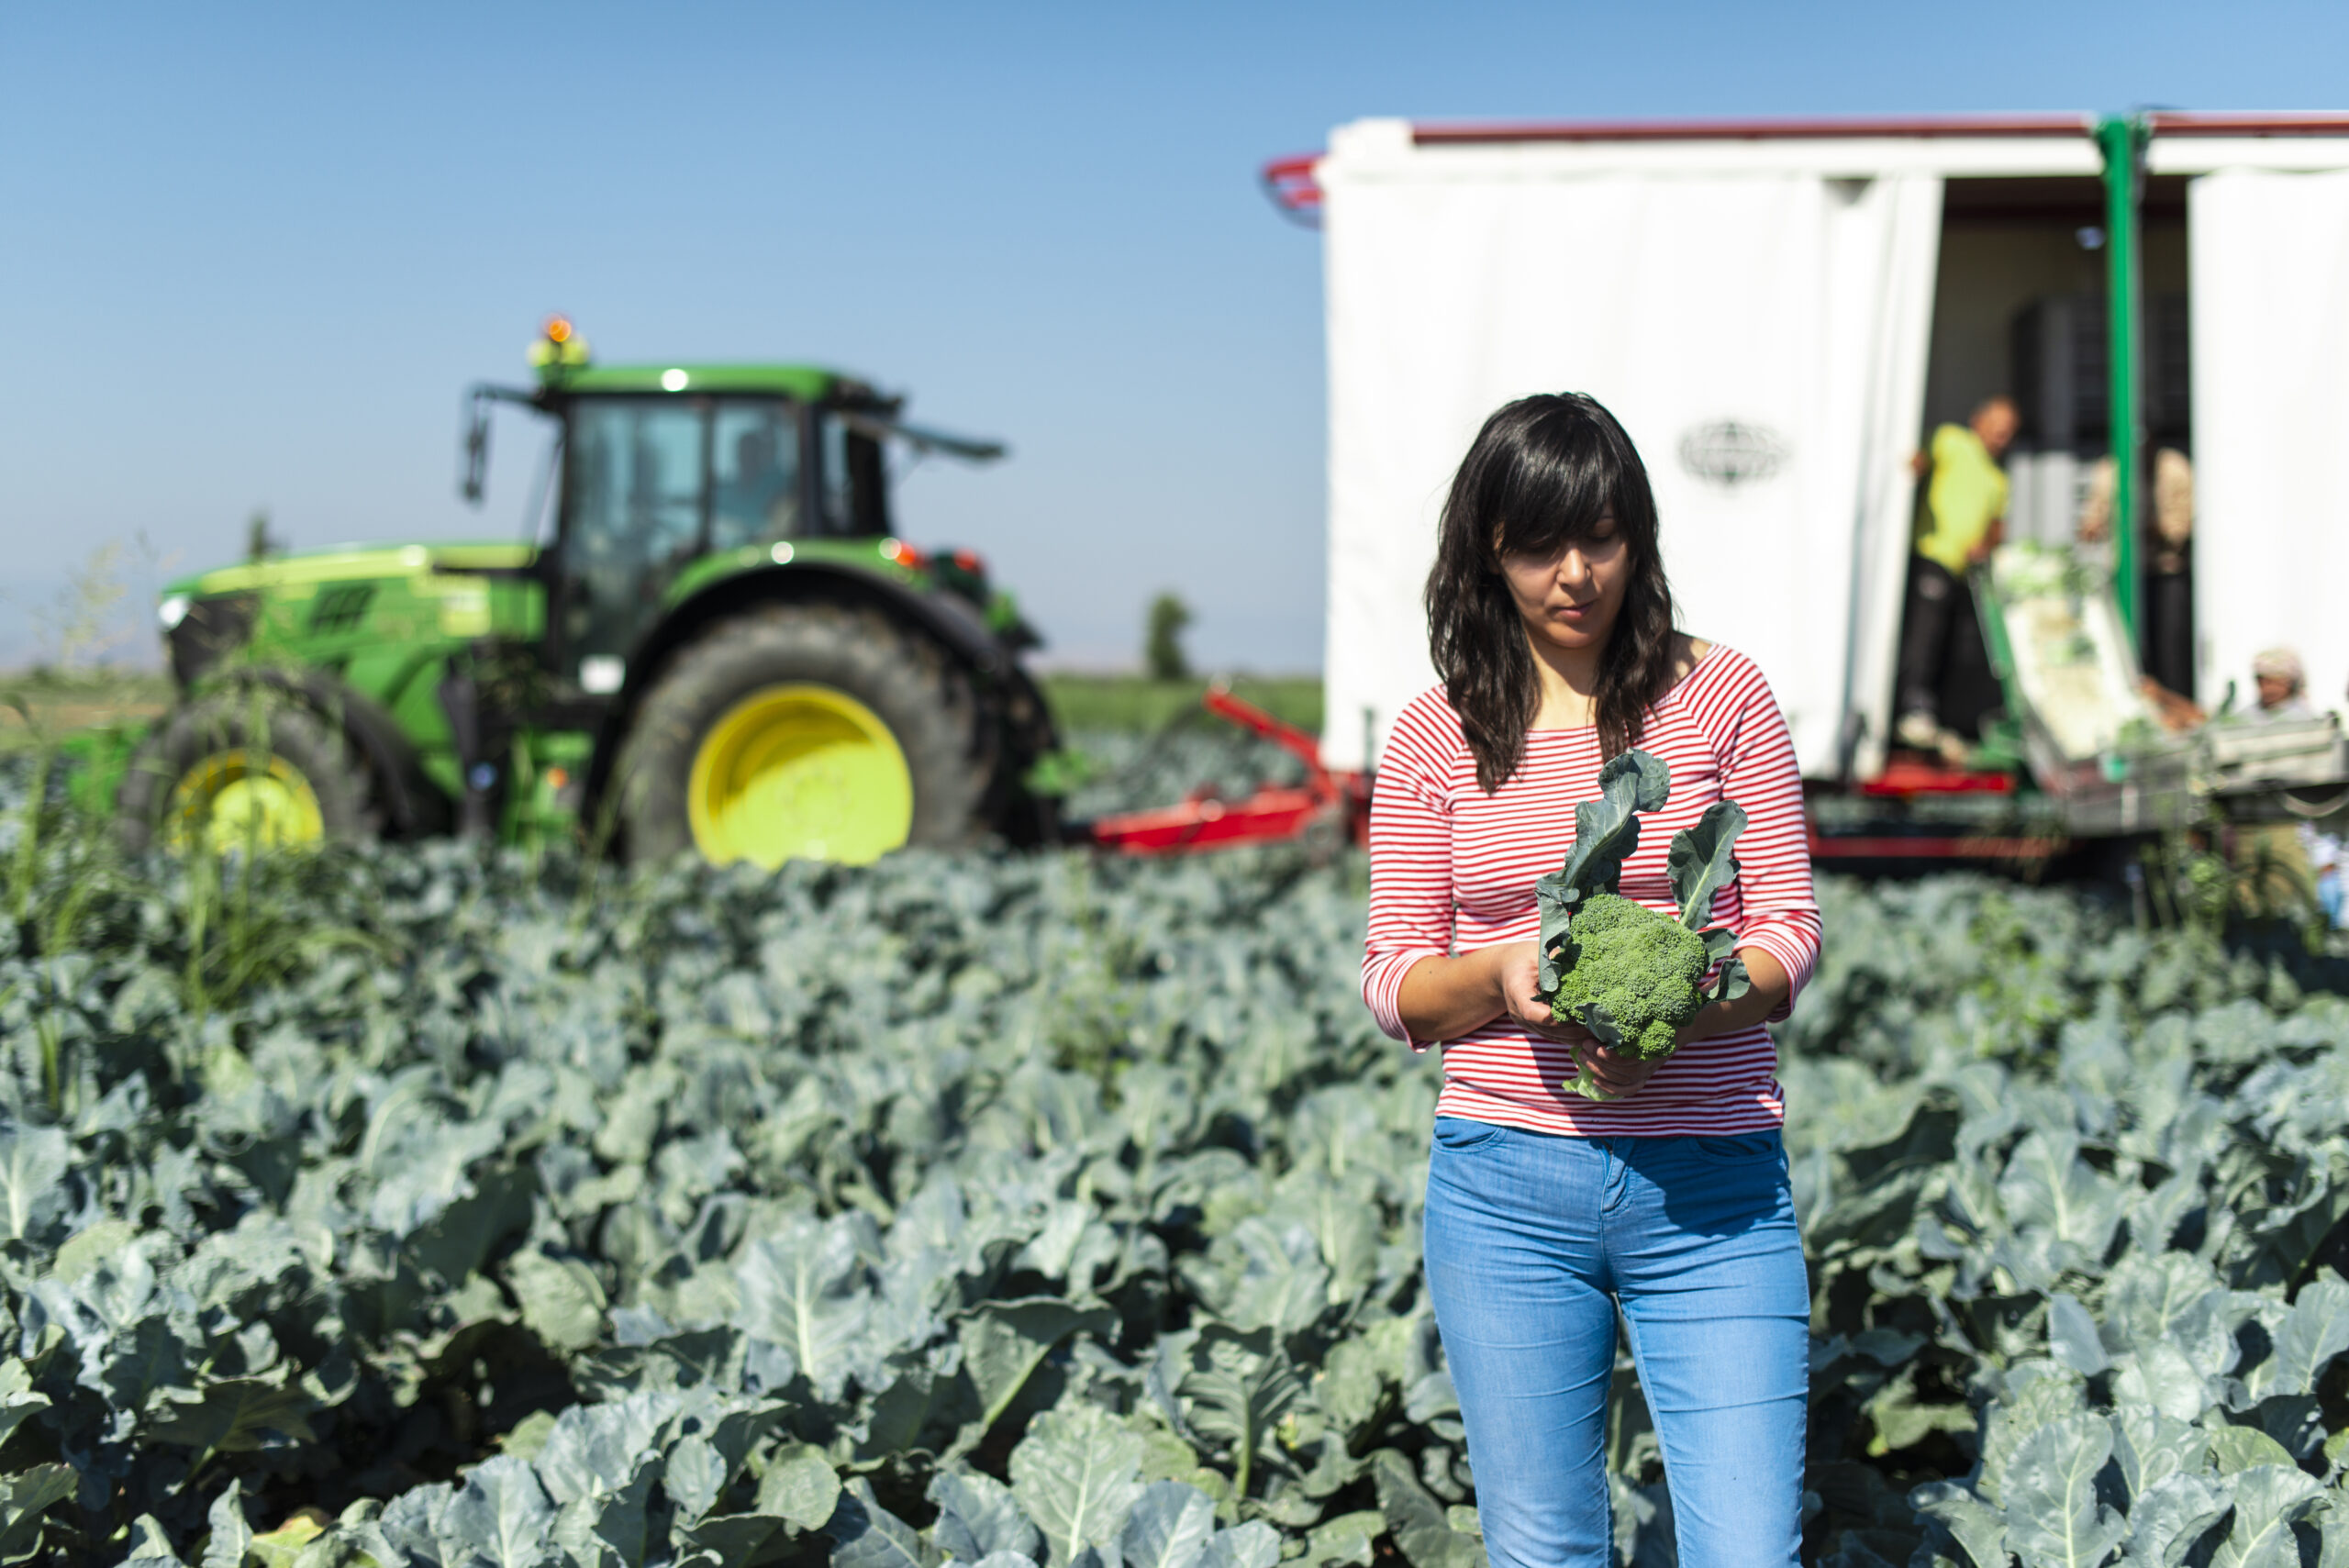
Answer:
[{"xmin": 1362, "ymin": 395, "xmax": 1820, "ymax": 1567}]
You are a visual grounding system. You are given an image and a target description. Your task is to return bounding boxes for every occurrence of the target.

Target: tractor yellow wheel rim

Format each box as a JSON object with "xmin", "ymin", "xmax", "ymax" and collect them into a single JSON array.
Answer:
[
  {"xmin": 686, "ymin": 684, "xmax": 914, "ymax": 867},
  {"xmin": 166, "ymin": 750, "xmax": 326, "ymax": 853}
]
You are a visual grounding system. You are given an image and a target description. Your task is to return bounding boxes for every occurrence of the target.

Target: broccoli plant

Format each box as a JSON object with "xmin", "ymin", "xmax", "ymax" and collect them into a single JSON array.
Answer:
[{"xmin": 1532, "ymin": 749, "xmax": 1753, "ymax": 1099}]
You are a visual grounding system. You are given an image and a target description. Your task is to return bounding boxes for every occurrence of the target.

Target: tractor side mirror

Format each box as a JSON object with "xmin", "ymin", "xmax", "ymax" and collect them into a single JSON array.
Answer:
[{"xmin": 461, "ymin": 389, "xmax": 492, "ymax": 506}]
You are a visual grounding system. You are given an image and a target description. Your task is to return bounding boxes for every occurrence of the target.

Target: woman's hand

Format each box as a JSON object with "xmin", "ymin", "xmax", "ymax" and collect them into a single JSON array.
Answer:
[
  {"xmin": 1575, "ymin": 1040, "xmax": 1659, "ymax": 1100},
  {"xmin": 1490, "ymin": 941, "xmax": 1584, "ymax": 1041},
  {"xmin": 1493, "ymin": 945, "xmax": 1661, "ymax": 1099}
]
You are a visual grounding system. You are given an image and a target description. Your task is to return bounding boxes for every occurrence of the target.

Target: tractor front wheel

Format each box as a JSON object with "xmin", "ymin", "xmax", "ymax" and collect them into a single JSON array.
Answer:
[
  {"xmin": 616, "ymin": 603, "xmax": 993, "ymax": 867},
  {"xmin": 116, "ymin": 694, "xmax": 380, "ymax": 855}
]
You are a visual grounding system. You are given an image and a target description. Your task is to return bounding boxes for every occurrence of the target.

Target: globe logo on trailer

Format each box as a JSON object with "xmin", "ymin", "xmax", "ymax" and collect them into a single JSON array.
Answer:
[{"xmin": 1677, "ymin": 420, "xmax": 1788, "ymax": 489}]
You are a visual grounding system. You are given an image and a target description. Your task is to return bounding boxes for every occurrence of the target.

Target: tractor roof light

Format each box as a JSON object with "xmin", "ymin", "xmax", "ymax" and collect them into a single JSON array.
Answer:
[
  {"xmin": 528, "ymin": 314, "xmax": 593, "ymax": 370},
  {"xmin": 881, "ymin": 538, "xmax": 927, "ymax": 570},
  {"xmin": 952, "ymin": 549, "xmax": 985, "ymax": 575}
]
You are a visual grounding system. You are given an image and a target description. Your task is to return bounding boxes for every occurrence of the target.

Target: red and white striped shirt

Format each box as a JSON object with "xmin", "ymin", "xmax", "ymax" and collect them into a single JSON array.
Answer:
[{"xmin": 1362, "ymin": 646, "xmax": 1820, "ymax": 1137}]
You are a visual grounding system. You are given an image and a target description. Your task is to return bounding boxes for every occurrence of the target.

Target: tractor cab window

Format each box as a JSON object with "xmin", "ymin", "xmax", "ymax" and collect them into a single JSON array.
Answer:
[
  {"xmin": 817, "ymin": 412, "xmax": 892, "ymax": 537},
  {"xmin": 562, "ymin": 398, "xmax": 709, "ymax": 664},
  {"xmin": 710, "ymin": 400, "xmax": 802, "ymax": 550}
]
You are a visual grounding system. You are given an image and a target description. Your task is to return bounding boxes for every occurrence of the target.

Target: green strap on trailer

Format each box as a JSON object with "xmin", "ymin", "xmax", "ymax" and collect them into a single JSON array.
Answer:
[{"xmin": 2096, "ymin": 113, "xmax": 2152, "ymax": 639}]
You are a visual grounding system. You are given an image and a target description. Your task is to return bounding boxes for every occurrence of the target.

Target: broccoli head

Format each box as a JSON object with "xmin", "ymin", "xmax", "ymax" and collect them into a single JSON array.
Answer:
[{"xmin": 1549, "ymin": 891, "xmax": 1711, "ymax": 1060}]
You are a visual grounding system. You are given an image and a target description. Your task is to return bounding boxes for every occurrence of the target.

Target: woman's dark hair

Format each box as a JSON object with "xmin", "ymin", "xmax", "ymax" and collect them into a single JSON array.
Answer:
[{"xmin": 1425, "ymin": 393, "xmax": 1677, "ymax": 792}]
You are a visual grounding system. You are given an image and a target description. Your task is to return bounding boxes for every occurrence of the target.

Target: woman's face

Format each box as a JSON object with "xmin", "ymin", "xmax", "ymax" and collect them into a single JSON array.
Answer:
[{"xmin": 1497, "ymin": 512, "xmax": 1631, "ymax": 657}]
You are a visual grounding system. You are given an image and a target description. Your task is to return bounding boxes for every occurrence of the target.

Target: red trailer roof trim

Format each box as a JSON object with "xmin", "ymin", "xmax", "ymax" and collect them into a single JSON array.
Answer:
[
  {"xmin": 2146, "ymin": 111, "xmax": 2349, "ymax": 136},
  {"xmin": 1410, "ymin": 113, "xmax": 2098, "ymax": 146},
  {"xmin": 1261, "ymin": 153, "xmax": 1323, "ymax": 219}
]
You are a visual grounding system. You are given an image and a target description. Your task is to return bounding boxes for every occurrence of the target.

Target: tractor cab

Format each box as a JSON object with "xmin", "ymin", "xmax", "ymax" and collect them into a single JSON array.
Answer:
[{"xmin": 467, "ymin": 318, "xmax": 1008, "ymax": 700}]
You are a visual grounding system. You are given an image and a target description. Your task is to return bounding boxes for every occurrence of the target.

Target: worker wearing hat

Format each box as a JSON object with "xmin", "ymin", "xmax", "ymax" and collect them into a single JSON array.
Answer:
[
  {"xmin": 2235, "ymin": 645, "xmax": 2326, "ymax": 920},
  {"xmin": 2252, "ymin": 647, "xmax": 2314, "ymax": 721}
]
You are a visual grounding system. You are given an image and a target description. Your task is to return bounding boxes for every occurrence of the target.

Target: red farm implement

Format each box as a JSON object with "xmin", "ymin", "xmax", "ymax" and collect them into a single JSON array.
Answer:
[{"xmin": 1082, "ymin": 686, "xmax": 1369, "ymax": 855}]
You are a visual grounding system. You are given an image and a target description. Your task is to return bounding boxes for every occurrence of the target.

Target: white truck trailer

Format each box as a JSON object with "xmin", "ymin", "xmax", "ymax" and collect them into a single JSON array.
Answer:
[{"xmin": 1264, "ymin": 112, "xmax": 2349, "ymax": 857}]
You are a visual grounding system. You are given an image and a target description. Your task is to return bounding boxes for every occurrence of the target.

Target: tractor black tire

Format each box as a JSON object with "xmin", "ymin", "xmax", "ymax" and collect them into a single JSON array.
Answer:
[
  {"xmin": 981, "ymin": 663, "xmax": 1063, "ymax": 849},
  {"xmin": 115, "ymin": 691, "xmax": 381, "ymax": 855},
  {"xmin": 614, "ymin": 601, "xmax": 996, "ymax": 864}
]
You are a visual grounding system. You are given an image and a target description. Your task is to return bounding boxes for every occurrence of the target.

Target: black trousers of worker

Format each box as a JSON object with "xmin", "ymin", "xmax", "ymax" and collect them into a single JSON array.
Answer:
[
  {"xmin": 2143, "ymin": 564, "xmax": 2194, "ymax": 698},
  {"xmin": 1895, "ymin": 555, "xmax": 2001, "ymax": 741}
]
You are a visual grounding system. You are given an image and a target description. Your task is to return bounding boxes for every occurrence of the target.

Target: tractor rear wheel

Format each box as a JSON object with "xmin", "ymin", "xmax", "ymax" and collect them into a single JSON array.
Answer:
[
  {"xmin": 616, "ymin": 602, "xmax": 994, "ymax": 867},
  {"xmin": 116, "ymin": 693, "xmax": 380, "ymax": 855}
]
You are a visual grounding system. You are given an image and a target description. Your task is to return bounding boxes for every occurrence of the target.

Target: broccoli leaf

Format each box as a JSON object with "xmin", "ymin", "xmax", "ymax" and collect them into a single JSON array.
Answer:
[
  {"xmin": 150, "ymin": 1378, "xmax": 318, "ymax": 1454},
  {"xmin": 1616, "ymin": 749, "xmax": 1672, "ymax": 813},
  {"xmin": 1553, "ymin": 750, "xmax": 1669, "ymax": 905},
  {"xmin": 1667, "ymin": 803, "xmax": 1747, "ymax": 931},
  {"xmin": 1533, "ymin": 875, "xmax": 1579, "ymax": 994},
  {"xmin": 1702, "ymin": 952, "xmax": 1752, "ymax": 1006},
  {"xmin": 1696, "ymin": 928, "xmax": 1752, "ymax": 1004},
  {"xmin": 1538, "ymin": 750, "xmax": 1672, "ymax": 993},
  {"xmin": 1576, "ymin": 1001, "xmax": 1624, "ymax": 1053}
]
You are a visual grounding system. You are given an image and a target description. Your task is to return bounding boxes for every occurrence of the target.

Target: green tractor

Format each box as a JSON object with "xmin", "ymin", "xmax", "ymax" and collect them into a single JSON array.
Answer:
[{"xmin": 115, "ymin": 318, "xmax": 1059, "ymax": 866}]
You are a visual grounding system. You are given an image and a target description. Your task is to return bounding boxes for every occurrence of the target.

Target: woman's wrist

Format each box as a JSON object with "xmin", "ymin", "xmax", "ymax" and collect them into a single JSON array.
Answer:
[
  {"xmin": 1674, "ymin": 999, "xmax": 1734, "ymax": 1049},
  {"xmin": 1485, "ymin": 945, "xmax": 1516, "ymax": 1017},
  {"xmin": 1673, "ymin": 948, "xmax": 1793, "ymax": 1047}
]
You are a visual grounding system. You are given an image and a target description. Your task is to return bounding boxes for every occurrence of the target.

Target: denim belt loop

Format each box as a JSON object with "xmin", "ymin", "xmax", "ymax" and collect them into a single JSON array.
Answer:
[{"xmin": 1598, "ymin": 1138, "xmax": 1631, "ymax": 1212}]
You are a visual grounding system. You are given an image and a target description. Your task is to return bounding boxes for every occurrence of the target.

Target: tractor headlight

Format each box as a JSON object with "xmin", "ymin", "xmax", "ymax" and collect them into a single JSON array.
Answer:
[{"xmin": 158, "ymin": 595, "xmax": 191, "ymax": 632}]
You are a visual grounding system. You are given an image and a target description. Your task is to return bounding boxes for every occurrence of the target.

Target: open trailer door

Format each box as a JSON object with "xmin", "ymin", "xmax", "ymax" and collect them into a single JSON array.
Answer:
[
  {"xmin": 2187, "ymin": 164, "xmax": 2349, "ymax": 715},
  {"xmin": 1316, "ymin": 120, "xmax": 1976, "ymax": 780}
]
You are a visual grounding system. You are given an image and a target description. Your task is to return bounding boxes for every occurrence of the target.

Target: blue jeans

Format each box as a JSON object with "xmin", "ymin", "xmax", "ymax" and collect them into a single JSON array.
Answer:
[{"xmin": 1423, "ymin": 1119, "xmax": 1809, "ymax": 1568}]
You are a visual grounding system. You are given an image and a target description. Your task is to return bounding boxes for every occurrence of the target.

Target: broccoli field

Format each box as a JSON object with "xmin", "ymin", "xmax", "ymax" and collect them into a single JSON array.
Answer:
[{"xmin": 6, "ymin": 754, "xmax": 2349, "ymax": 1567}]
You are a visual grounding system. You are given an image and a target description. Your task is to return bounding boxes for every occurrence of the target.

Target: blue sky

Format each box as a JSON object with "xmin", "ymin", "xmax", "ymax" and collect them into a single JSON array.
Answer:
[{"xmin": 3, "ymin": 1, "xmax": 2343, "ymax": 672}]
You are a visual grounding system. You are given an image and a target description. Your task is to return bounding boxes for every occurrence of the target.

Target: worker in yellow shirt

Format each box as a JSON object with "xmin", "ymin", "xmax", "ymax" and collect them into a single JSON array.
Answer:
[{"xmin": 1896, "ymin": 395, "xmax": 2018, "ymax": 754}]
